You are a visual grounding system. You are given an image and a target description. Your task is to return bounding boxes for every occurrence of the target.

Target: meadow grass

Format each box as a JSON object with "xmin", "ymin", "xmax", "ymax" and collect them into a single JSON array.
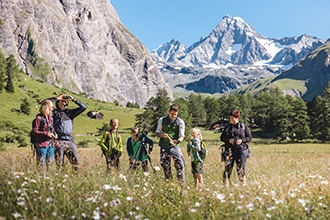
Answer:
[{"xmin": 0, "ymin": 143, "xmax": 329, "ymax": 219}]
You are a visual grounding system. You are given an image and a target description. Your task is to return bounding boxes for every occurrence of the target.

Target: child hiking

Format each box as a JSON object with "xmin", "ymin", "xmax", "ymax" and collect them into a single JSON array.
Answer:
[
  {"xmin": 99, "ymin": 118, "xmax": 123, "ymax": 171},
  {"xmin": 126, "ymin": 127, "xmax": 154, "ymax": 174},
  {"xmin": 187, "ymin": 127, "xmax": 204, "ymax": 189}
]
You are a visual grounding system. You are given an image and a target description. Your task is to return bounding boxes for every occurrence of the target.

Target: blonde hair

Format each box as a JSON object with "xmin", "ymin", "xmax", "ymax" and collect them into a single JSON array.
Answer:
[
  {"xmin": 190, "ymin": 127, "xmax": 202, "ymax": 140},
  {"xmin": 39, "ymin": 100, "xmax": 53, "ymax": 115}
]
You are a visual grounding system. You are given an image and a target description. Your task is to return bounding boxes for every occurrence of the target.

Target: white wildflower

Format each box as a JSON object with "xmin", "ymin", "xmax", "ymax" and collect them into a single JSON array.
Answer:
[
  {"xmin": 267, "ymin": 206, "xmax": 276, "ymax": 211},
  {"xmin": 12, "ymin": 212, "xmax": 22, "ymax": 219},
  {"xmin": 320, "ymin": 180, "xmax": 329, "ymax": 185},
  {"xmin": 17, "ymin": 201, "xmax": 25, "ymax": 206},
  {"xmin": 103, "ymin": 184, "xmax": 111, "ymax": 190},
  {"xmin": 194, "ymin": 202, "xmax": 201, "ymax": 207},
  {"xmin": 275, "ymin": 199, "xmax": 283, "ymax": 205},
  {"xmin": 92, "ymin": 210, "xmax": 100, "ymax": 220},
  {"xmin": 46, "ymin": 197, "xmax": 52, "ymax": 203},
  {"xmin": 289, "ymin": 193, "xmax": 296, "ymax": 198},
  {"xmin": 126, "ymin": 196, "xmax": 133, "ymax": 201},
  {"xmin": 190, "ymin": 208, "xmax": 197, "ymax": 213},
  {"xmin": 246, "ymin": 203, "xmax": 254, "ymax": 210},
  {"xmin": 266, "ymin": 213, "xmax": 272, "ymax": 218},
  {"xmin": 112, "ymin": 185, "xmax": 122, "ymax": 192},
  {"xmin": 216, "ymin": 193, "xmax": 226, "ymax": 203},
  {"xmin": 307, "ymin": 175, "xmax": 316, "ymax": 179},
  {"xmin": 298, "ymin": 198, "xmax": 307, "ymax": 207},
  {"xmin": 271, "ymin": 190, "xmax": 276, "ymax": 197},
  {"xmin": 135, "ymin": 214, "xmax": 144, "ymax": 219},
  {"xmin": 119, "ymin": 174, "xmax": 127, "ymax": 182},
  {"xmin": 154, "ymin": 166, "xmax": 161, "ymax": 171},
  {"xmin": 318, "ymin": 203, "xmax": 327, "ymax": 208}
]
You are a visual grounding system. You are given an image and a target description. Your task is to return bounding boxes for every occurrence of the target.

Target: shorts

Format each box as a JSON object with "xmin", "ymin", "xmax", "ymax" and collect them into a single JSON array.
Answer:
[{"xmin": 191, "ymin": 161, "xmax": 203, "ymax": 174}]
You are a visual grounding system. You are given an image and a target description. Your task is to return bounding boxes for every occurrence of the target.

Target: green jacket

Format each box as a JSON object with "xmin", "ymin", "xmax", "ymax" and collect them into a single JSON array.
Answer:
[{"xmin": 99, "ymin": 130, "xmax": 123, "ymax": 155}]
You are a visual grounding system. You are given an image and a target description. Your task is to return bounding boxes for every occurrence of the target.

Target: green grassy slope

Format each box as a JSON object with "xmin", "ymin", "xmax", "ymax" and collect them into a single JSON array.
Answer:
[{"xmin": 0, "ymin": 73, "xmax": 142, "ymax": 147}]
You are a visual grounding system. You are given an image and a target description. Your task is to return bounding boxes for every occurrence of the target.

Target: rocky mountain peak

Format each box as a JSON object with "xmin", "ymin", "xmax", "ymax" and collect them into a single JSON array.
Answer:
[
  {"xmin": 151, "ymin": 15, "xmax": 326, "ymax": 96},
  {"xmin": 0, "ymin": 0, "xmax": 172, "ymax": 107}
]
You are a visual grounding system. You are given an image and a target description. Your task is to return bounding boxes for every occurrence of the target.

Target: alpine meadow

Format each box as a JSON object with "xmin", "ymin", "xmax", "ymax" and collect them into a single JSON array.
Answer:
[{"xmin": 0, "ymin": 66, "xmax": 329, "ymax": 219}]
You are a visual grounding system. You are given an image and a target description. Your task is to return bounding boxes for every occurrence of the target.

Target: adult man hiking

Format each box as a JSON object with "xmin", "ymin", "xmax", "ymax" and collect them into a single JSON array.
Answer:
[
  {"xmin": 50, "ymin": 94, "xmax": 87, "ymax": 171},
  {"xmin": 155, "ymin": 104, "xmax": 185, "ymax": 183}
]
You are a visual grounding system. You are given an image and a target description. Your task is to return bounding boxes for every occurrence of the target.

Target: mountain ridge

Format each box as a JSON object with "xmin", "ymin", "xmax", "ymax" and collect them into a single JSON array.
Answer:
[{"xmin": 151, "ymin": 16, "xmax": 326, "ymax": 98}]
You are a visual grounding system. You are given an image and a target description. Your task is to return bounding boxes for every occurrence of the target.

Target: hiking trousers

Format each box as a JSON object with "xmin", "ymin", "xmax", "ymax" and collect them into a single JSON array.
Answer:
[
  {"xmin": 160, "ymin": 145, "xmax": 185, "ymax": 182},
  {"xmin": 223, "ymin": 147, "xmax": 247, "ymax": 181},
  {"xmin": 55, "ymin": 140, "xmax": 79, "ymax": 171}
]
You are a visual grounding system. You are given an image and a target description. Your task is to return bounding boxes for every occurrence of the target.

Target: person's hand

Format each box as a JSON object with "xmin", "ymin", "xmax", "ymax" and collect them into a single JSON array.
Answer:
[
  {"xmin": 162, "ymin": 133, "xmax": 169, "ymax": 139},
  {"xmin": 58, "ymin": 94, "xmax": 75, "ymax": 101},
  {"xmin": 48, "ymin": 133, "xmax": 56, "ymax": 139},
  {"xmin": 229, "ymin": 139, "xmax": 235, "ymax": 145}
]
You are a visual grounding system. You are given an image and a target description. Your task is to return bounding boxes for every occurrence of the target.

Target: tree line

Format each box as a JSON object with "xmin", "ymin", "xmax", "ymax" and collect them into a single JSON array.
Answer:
[
  {"xmin": 135, "ymin": 85, "xmax": 330, "ymax": 142},
  {"xmin": 2, "ymin": 50, "xmax": 330, "ymax": 142}
]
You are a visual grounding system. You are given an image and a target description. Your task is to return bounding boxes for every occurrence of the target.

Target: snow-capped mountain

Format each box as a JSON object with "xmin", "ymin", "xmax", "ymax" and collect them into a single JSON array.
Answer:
[{"xmin": 151, "ymin": 15, "xmax": 326, "ymax": 94}]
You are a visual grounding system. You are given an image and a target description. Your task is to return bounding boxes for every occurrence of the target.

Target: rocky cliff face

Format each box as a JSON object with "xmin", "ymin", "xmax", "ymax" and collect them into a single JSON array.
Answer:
[{"xmin": 0, "ymin": 0, "xmax": 172, "ymax": 106}]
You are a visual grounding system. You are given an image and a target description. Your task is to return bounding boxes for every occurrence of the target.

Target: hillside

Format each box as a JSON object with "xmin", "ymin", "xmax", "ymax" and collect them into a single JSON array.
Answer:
[
  {"xmin": 0, "ymin": 73, "xmax": 143, "ymax": 148},
  {"xmin": 234, "ymin": 43, "xmax": 330, "ymax": 101}
]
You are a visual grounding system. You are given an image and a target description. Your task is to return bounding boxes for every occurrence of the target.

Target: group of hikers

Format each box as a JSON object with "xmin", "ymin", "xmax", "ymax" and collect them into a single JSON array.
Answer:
[{"xmin": 31, "ymin": 95, "xmax": 252, "ymax": 188}]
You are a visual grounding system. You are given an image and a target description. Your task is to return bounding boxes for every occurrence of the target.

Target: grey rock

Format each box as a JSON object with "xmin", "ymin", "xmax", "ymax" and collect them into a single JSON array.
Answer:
[{"xmin": 0, "ymin": 0, "xmax": 172, "ymax": 106}]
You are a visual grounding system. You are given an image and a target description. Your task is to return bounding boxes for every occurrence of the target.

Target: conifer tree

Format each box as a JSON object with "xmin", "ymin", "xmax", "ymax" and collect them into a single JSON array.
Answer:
[
  {"xmin": 0, "ymin": 51, "xmax": 5, "ymax": 92},
  {"xmin": 135, "ymin": 88, "xmax": 171, "ymax": 133},
  {"xmin": 20, "ymin": 97, "xmax": 31, "ymax": 115},
  {"xmin": 5, "ymin": 54, "xmax": 19, "ymax": 93}
]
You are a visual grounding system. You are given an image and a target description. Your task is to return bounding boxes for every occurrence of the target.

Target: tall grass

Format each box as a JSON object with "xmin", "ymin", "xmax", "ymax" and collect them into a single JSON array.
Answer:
[{"xmin": 0, "ymin": 143, "xmax": 329, "ymax": 219}]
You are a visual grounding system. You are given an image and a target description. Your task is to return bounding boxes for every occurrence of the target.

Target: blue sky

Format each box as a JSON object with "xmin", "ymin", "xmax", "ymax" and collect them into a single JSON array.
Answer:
[{"xmin": 110, "ymin": 0, "xmax": 330, "ymax": 51}]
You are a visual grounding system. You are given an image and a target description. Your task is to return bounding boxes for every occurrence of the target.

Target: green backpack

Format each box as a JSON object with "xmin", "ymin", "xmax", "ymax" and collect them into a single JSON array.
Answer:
[{"xmin": 198, "ymin": 141, "xmax": 207, "ymax": 160}]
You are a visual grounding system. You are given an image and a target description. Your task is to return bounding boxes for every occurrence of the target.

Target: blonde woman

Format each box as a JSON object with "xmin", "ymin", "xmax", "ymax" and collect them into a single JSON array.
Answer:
[
  {"xmin": 187, "ymin": 127, "xmax": 204, "ymax": 189},
  {"xmin": 32, "ymin": 100, "xmax": 57, "ymax": 171}
]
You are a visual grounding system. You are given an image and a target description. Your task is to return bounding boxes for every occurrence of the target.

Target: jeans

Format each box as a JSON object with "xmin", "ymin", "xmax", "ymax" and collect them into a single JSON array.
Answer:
[{"xmin": 35, "ymin": 142, "xmax": 54, "ymax": 170}]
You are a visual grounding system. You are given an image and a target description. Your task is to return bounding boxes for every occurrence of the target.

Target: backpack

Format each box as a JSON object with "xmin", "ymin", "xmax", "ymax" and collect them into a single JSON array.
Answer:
[
  {"xmin": 198, "ymin": 141, "xmax": 207, "ymax": 160},
  {"xmin": 30, "ymin": 115, "xmax": 47, "ymax": 145}
]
